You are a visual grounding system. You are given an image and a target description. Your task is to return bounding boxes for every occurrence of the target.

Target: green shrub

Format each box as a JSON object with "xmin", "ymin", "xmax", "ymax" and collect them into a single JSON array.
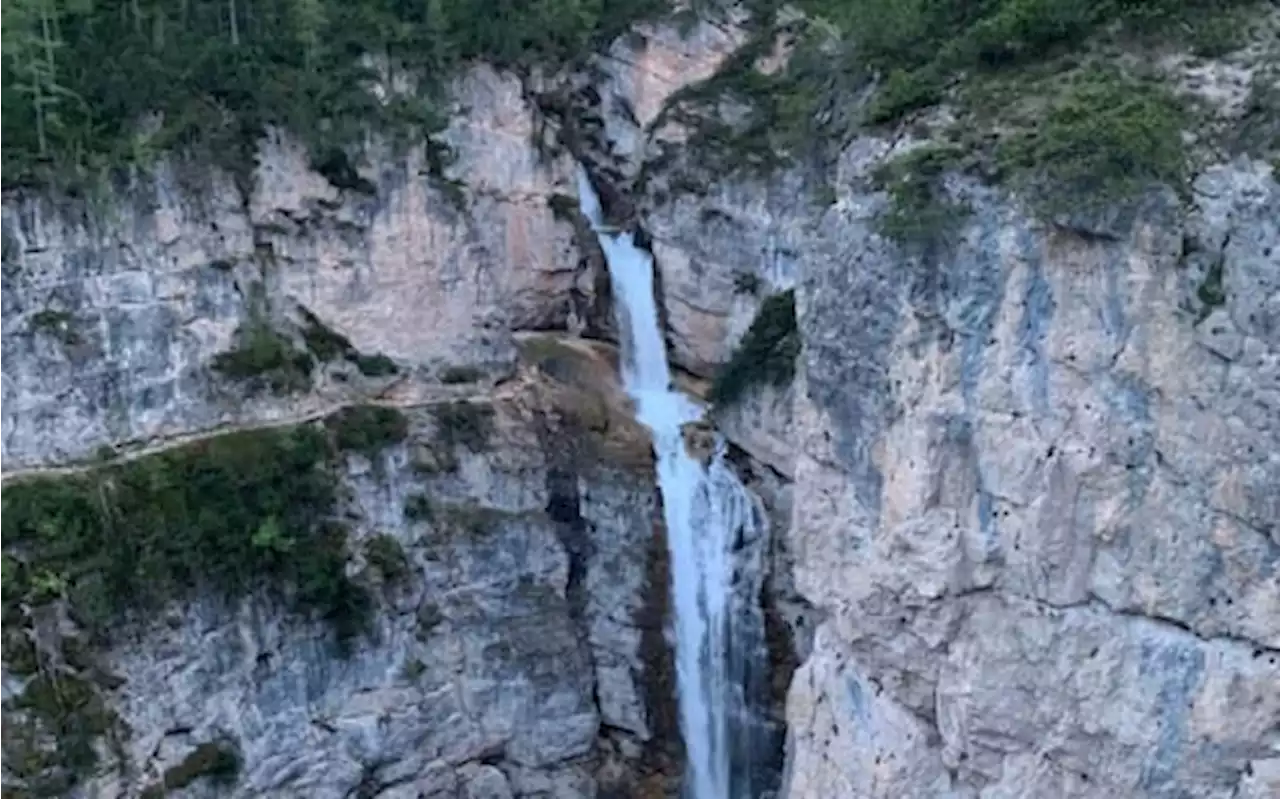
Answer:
[
  {"xmin": 211, "ymin": 322, "xmax": 313, "ymax": 395},
  {"xmin": 364, "ymin": 534, "xmax": 411, "ymax": 582},
  {"xmin": 404, "ymin": 494, "xmax": 435, "ymax": 522},
  {"xmin": 871, "ymin": 144, "xmax": 970, "ymax": 247},
  {"xmin": 4, "ymin": 672, "xmax": 117, "ymax": 794},
  {"xmin": 140, "ymin": 741, "xmax": 241, "ymax": 799},
  {"xmin": 440, "ymin": 365, "xmax": 485, "ymax": 384},
  {"xmin": 327, "ymin": 405, "xmax": 409, "ymax": 459},
  {"xmin": 0, "ymin": 222, "xmax": 15, "ymax": 263},
  {"xmin": 709, "ymin": 290, "xmax": 800, "ymax": 406},
  {"xmin": 353, "ymin": 353, "xmax": 399, "ymax": 377},
  {"xmin": 300, "ymin": 309, "xmax": 399, "ymax": 376},
  {"xmin": 29, "ymin": 309, "xmax": 81, "ymax": 346},
  {"xmin": 732, "ymin": 271, "xmax": 762, "ymax": 296},
  {"xmin": 300, "ymin": 309, "xmax": 356, "ymax": 362},
  {"xmin": 864, "ymin": 67, "xmax": 944, "ymax": 126},
  {"xmin": 434, "ymin": 401, "xmax": 495, "ymax": 451},
  {"xmin": 995, "ymin": 69, "xmax": 1186, "ymax": 216},
  {"xmin": 0, "ymin": 426, "xmax": 369, "ymax": 642}
]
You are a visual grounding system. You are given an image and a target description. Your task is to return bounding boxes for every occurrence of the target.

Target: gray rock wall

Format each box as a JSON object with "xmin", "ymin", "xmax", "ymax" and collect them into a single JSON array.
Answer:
[{"xmin": 1, "ymin": 66, "xmax": 589, "ymax": 471}]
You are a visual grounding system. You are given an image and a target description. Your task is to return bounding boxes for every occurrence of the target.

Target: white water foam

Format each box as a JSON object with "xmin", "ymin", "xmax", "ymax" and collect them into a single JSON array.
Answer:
[{"xmin": 577, "ymin": 167, "xmax": 763, "ymax": 799}]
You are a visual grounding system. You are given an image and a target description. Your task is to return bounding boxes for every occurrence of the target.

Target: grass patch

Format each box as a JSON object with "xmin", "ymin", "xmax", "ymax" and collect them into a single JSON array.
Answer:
[
  {"xmin": 709, "ymin": 289, "xmax": 800, "ymax": 407},
  {"xmin": 1, "ymin": 425, "xmax": 370, "ymax": 643},
  {"xmin": 434, "ymin": 401, "xmax": 495, "ymax": 451},
  {"xmin": 327, "ymin": 405, "xmax": 409, "ymax": 459},
  {"xmin": 211, "ymin": 321, "xmax": 313, "ymax": 395},
  {"xmin": 994, "ymin": 68, "xmax": 1187, "ymax": 217}
]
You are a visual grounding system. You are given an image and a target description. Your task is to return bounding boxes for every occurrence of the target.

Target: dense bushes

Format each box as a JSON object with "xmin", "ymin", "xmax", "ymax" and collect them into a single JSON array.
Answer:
[
  {"xmin": 796, "ymin": 0, "xmax": 1258, "ymax": 125},
  {"xmin": 710, "ymin": 290, "xmax": 800, "ymax": 406},
  {"xmin": 1, "ymin": 0, "xmax": 669, "ymax": 189},
  {"xmin": 995, "ymin": 68, "xmax": 1187, "ymax": 214},
  {"xmin": 871, "ymin": 144, "xmax": 970, "ymax": 247},
  {"xmin": 0, "ymin": 425, "xmax": 370, "ymax": 642},
  {"xmin": 327, "ymin": 404, "xmax": 410, "ymax": 459},
  {"xmin": 211, "ymin": 321, "xmax": 315, "ymax": 395}
]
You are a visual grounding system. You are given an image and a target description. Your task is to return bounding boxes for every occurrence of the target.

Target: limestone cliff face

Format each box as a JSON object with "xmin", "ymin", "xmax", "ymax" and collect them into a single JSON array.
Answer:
[
  {"xmin": 0, "ymin": 21, "xmax": 742, "ymax": 799},
  {"xmin": 585, "ymin": 16, "xmax": 1279, "ymax": 798},
  {"xmin": 0, "ymin": 56, "xmax": 679, "ymax": 795},
  {"xmin": 778, "ymin": 153, "xmax": 1279, "ymax": 799},
  {"xmin": 2, "ymin": 65, "xmax": 589, "ymax": 471},
  {"xmin": 4, "ymin": 8, "xmax": 1279, "ymax": 799}
]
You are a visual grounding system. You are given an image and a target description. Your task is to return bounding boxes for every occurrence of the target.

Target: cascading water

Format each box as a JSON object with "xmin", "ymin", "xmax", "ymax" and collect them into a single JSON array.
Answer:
[{"xmin": 576, "ymin": 167, "xmax": 771, "ymax": 799}]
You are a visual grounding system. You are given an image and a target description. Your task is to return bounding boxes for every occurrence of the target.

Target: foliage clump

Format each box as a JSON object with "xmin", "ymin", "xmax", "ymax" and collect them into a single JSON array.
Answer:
[
  {"xmin": 871, "ymin": 144, "xmax": 970, "ymax": 247},
  {"xmin": 139, "ymin": 741, "xmax": 242, "ymax": 799},
  {"xmin": 300, "ymin": 308, "xmax": 399, "ymax": 377},
  {"xmin": 440, "ymin": 365, "xmax": 485, "ymax": 384},
  {"xmin": 2, "ymin": 671, "xmax": 120, "ymax": 798},
  {"xmin": 1, "ymin": 426, "xmax": 369, "ymax": 642},
  {"xmin": 795, "ymin": 0, "xmax": 1259, "ymax": 125},
  {"xmin": 29, "ymin": 309, "xmax": 81, "ymax": 346},
  {"xmin": 327, "ymin": 405, "xmax": 410, "ymax": 459},
  {"xmin": 709, "ymin": 289, "xmax": 800, "ymax": 406},
  {"xmin": 1, "ymin": 0, "xmax": 671, "ymax": 191},
  {"xmin": 995, "ymin": 68, "xmax": 1186, "ymax": 215},
  {"xmin": 659, "ymin": 0, "xmax": 1261, "ymax": 193},
  {"xmin": 434, "ymin": 401, "xmax": 495, "ymax": 451},
  {"xmin": 211, "ymin": 321, "xmax": 313, "ymax": 395},
  {"xmin": 404, "ymin": 494, "xmax": 434, "ymax": 522},
  {"xmin": 364, "ymin": 534, "xmax": 411, "ymax": 583}
]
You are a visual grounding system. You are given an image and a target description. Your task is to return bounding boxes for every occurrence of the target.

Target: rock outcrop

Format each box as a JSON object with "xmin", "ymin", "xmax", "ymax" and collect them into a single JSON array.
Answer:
[
  {"xmin": 1, "ymin": 65, "xmax": 592, "ymax": 471},
  {"xmin": 643, "ymin": 130, "xmax": 1280, "ymax": 799}
]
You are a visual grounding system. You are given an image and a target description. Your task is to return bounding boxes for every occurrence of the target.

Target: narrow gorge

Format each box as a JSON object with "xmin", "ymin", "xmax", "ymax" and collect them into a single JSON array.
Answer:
[{"xmin": 3, "ymin": 2, "xmax": 1278, "ymax": 799}]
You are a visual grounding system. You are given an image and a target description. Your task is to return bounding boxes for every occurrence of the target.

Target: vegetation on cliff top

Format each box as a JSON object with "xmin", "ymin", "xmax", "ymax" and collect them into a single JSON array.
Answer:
[
  {"xmin": 663, "ymin": 0, "xmax": 1270, "ymax": 218},
  {"xmin": 1, "ymin": 0, "xmax": 669, "ymax": 191}
]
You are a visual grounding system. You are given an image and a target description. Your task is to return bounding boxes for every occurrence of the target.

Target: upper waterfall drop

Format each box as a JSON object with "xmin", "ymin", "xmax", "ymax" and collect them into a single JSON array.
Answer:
[{"xmin": 575, "ymin": 166, "xmax": 770, "ymax": 799}]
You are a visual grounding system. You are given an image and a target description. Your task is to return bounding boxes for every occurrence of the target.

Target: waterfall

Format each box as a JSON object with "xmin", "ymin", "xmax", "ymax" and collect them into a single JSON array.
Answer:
[{"xmin": 576, "ymin": 168, "xmax": 770, "ymax": 799}]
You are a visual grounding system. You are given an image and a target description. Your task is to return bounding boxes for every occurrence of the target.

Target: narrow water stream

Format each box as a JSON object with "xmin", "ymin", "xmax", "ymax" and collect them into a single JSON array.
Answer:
[{"xmin": 576, "ymin": 168, "xmax": 765, "ymax": 799}]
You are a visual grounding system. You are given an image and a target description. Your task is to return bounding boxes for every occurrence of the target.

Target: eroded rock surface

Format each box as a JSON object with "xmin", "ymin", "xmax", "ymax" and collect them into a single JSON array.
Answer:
[
  {"xmin": 1, "ymin": 66, "xmax": 590, "ymax": 471},
  {"xmin": 3, "ymin": 362, "xmax": 671, "ymax": 798},
  {"xmin": 776, "ymin": 152, "xmax": 1280, "ymax": 798}
]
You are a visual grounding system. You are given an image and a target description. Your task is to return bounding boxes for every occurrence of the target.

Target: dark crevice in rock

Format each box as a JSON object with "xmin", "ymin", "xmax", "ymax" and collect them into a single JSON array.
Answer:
[
  {"xmin": 545, "ymin": 466, "xmax": 591, "ymax": 626},
  {"xmin": 636, "ymin": 484, "xmax": 685, "ymax": 789}
]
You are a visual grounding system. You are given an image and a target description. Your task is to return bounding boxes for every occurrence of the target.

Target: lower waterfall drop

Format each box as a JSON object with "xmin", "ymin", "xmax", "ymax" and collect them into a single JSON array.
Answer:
[{"xmin": 576, "ymin": 168, "xmax": 769, "ymax": 799}]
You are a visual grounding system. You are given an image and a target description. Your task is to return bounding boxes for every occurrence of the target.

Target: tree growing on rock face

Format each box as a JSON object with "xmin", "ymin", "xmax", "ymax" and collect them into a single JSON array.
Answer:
[
  {"xmin": 0, "ymin": 0, "xmax": 671, "ymax": 192},
  {"xmin": 2, "ymin": 0, "xmax": 76, "ymax": 164}
]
